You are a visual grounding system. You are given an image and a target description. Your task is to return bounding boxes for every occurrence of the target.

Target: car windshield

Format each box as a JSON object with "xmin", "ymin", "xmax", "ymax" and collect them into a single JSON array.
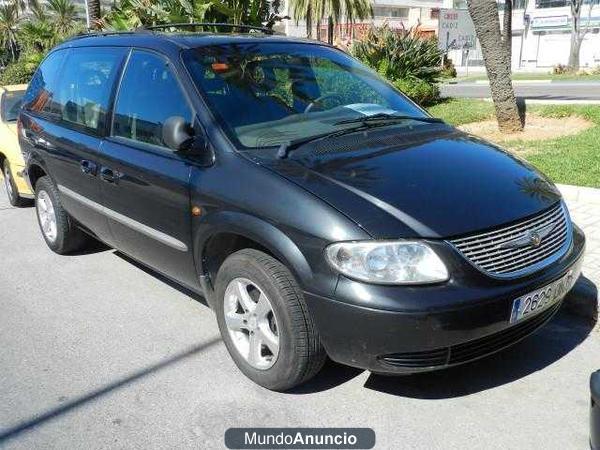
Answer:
[
  {"xmin": 182, "ymin": 43, "xmax": 428, "ymax": 150},
  {"xmin": 2, "ymin": 90, "xmax": 25, "ymax": 122}
]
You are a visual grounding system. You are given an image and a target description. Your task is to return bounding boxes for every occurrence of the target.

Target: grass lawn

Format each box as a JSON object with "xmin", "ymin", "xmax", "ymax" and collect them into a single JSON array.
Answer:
[{"xmin": 428, "ymin": 99, "xmax": 600, "ymax": 188}]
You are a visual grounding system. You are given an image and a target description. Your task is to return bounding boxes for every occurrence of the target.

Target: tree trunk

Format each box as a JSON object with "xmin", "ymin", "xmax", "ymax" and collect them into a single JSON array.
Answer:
[
  {"xmin": 327, "ymin": 15, "xmax": 334, "ymax": 45},
  {"xmin": 568, "ymin": 35, "xmax": 582, "ymax": 68},
  {"xmin": 306, "ymin": 4, "xmax": 313, "ymax": 38},
  {"xmin": 467, "ymin": 0, "xmax": 522, "ymax": 133},
  {"xmin": 86, "ymin": 0, "xmax": 101, "ymax": 29},
  {"xmin": 502, "ymin": 0, "xmax": 512, "ymax": 68},
  {"xmin": 568, "ymin": 0, "xmax": 584, "ymax": 69}
]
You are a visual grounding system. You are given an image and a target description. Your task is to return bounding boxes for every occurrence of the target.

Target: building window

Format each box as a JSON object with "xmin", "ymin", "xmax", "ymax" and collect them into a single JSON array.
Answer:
[
  {"xmin": 373, "ymin": 6, "xmax": 409, "ymax": 19},
  {"xmin": 535, "ymin": 0, "xmax": 568, "ymax": 8}
]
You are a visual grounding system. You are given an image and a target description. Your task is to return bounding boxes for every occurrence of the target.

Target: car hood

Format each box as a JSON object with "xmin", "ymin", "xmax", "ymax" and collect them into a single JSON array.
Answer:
[{"xmin": 254, "ymin": 125, "xmax": 562, "ymax": 239}]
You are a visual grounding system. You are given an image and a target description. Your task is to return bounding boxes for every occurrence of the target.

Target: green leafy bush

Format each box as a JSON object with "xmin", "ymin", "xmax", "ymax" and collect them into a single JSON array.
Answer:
[
  {"xmin": 351, "ymin": 24, "xmax": 443, "ymax": 83},
  {"xmin": 440, "ymin": 57, "xmax": 457, "ymax": 79},
  {"xmin": 394, "ymin": 78, "xmax": 440, "ymax": 107},
  {"xmin": 351, "ymin": 24, "xmax": 442, "ymax": 105},
  {"xmin": 0, "ymin": 61, "xmax": 35, "ymax": 85}
]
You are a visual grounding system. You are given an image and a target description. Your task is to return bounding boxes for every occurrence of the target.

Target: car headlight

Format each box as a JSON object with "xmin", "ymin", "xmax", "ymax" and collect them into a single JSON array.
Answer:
[{"xmin": 325, "ymin": 241, "xmax": 448, "ymax": 284}]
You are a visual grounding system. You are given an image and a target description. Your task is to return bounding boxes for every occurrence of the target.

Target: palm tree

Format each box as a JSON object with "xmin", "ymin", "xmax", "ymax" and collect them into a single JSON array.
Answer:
[
  {"xmin": 466, "ymin": 0, "xmax": 522, "ymax": 133},
  {"xmin": 47, "ymin": 0, "xmax": 79, "ymax": 35},
  {"xmin": 85, "ymin": 0, "xmax": 102, "ymax": 29},
  {"xmin": 0, "ymin": 4, "xmax": 20, "ymax": 62},
  {"xmin": 288, "ymin": 0, "xmax": 372, "ymax": 41}
]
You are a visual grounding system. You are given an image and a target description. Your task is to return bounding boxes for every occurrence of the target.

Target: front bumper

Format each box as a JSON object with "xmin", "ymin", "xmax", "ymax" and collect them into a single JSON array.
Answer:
[
  {"xmin": 304, "ymin": 225, "xmax": 585, "ymax": 374},
  {"xmin": 13, "ymin": 165, "xmax": 33, "ymax": 197}
]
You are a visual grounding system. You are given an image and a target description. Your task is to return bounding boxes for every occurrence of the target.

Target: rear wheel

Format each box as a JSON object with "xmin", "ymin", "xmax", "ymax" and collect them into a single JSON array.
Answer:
[
  {"xmin": 215, "ymin": 249, "xmax": 326, "ymax": 391},
  {"xmin": 3, "ymin": 159, "xmax": 28, "ymax": 207},
  {"xmin": 35, "ymin": 176, "xmax": 88, "ymax": 254}
]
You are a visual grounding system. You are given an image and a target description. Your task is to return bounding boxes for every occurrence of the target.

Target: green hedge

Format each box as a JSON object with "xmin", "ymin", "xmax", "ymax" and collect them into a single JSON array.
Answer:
[{"xmin": 0, "ymin": 61, "xmax": 35, "ymax": 85}]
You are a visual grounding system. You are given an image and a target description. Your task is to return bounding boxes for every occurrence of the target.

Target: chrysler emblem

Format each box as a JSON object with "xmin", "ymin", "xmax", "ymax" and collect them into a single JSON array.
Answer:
[
  {"xmin": 499, "ymin": 221, "xmax": 557, "ymax": 250},
  {"xmin": 529, "ymin": 231, "xmax": 542, "ymax": 247}
]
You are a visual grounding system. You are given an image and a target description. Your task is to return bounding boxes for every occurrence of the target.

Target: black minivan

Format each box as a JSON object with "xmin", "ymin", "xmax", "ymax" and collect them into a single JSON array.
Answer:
[{"xmin": 19, "ymin": 26, "xmax": 585, "ymax": 391}]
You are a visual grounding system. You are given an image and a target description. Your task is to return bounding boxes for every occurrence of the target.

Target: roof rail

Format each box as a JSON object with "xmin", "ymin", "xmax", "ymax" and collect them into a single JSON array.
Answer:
[
  {"xmin": 64, "ymin": 30, "xmax": 152, "ymax": 42},
  {"xmin": 143, "ymin": 22, "xmax": 276, "ymax": 35}
]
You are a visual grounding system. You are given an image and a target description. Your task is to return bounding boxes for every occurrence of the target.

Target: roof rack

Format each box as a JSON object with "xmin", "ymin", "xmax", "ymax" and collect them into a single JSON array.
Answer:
[
  {"xmin": 144, "ymin": 22, "xmax": 276, "ymax": 35},
  {"xmin": 65, "ymin": 30, "xmax": 152, "ymax": 42}
]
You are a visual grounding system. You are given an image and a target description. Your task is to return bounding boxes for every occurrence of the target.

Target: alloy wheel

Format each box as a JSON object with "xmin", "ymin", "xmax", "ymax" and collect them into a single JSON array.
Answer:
[
  {"xmin": 223, "ymin": 277, "xmax": 280, "ymax": 370},
  {"xmin": 37, "ymin": 190, "xmax": 58, "ymax": 243}
]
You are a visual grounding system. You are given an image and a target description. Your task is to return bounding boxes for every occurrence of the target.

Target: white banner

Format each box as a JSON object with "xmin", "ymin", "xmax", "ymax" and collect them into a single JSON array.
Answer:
[{"xmin": 438, "ymin": 9, "xmax": 477, "ymax": 51}]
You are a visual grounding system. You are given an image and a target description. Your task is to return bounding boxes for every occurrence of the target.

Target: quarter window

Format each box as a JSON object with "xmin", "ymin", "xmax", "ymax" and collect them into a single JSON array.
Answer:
[
  {"xmin": 53, "ymin": 48, "xmax": 125, "ymax": 133},
  {"xmin": 23, "ymin": 49, "xmax": 68, "ymax": 115},
  {"xmin": 112, "ymin": 50, "xmax": 193, "ymax": 149}
]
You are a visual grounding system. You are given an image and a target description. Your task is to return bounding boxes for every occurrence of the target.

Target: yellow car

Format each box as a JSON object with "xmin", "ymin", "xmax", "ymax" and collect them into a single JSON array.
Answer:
[{"xmin": 0, "ymin": 84, "xmax": 32, "ymax": 206}]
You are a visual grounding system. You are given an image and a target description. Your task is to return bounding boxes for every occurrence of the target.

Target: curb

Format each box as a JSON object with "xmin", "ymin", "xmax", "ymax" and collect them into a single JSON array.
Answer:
[
  {"xmin": 473, "ymin": 79, "xmax": 553, "ymax": 85},
  {"xmin": 564, "ymin": 276, "xmax": 599, "ymax": 327}
]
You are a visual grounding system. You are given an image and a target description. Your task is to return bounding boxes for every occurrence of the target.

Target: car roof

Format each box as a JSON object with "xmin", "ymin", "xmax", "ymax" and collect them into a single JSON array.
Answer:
[{"xmin": 55, "ymin": 31, "xmax": 324, "ymax": 53}]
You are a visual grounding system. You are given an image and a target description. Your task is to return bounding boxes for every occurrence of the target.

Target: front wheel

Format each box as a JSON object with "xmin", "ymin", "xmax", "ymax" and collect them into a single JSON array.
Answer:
[{"xmin": 215, "ymin": 249, "xmax": 326, "ymax": 391}]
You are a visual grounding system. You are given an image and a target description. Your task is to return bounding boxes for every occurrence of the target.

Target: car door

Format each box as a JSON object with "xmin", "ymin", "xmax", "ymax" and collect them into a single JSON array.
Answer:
[
  {"xmin": 99, "ymin": 49, "xmax": 199, "ymax": 289},
  {"xmin": 22, "ymin": 47, "xmax": 127, "ymax": 243}
]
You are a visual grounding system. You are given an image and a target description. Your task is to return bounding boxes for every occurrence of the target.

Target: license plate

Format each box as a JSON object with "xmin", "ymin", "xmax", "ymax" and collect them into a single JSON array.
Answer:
[{"xmin": 509, "ymin": 269, "xmax": 576, "ymax": 323}]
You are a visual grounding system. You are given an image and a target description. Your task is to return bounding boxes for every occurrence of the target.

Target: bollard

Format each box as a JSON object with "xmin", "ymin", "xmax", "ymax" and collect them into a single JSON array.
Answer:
[{"xmin": 592, "ymin": 370, "xmax": 600, "ymax": 450}]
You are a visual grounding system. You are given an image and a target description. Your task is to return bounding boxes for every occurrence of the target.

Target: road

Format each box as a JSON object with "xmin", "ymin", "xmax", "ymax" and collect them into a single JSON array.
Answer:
[
  {"xmin": 0, "ymin": 182, "xmax": 599, "ymax": 450},
  {"xmin": 440, "ymin": 81, "xmax": 600, "ymax": 102}
]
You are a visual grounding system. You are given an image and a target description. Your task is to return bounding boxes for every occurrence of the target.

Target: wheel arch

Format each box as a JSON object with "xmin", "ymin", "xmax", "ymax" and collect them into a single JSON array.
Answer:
[
  {"xmin": 27, "ymin": 161, "xmax": 47, "ymax": 191},
  {"xmin": 195, "ymin": 211, "xmax": 313, "ymax": 306}
]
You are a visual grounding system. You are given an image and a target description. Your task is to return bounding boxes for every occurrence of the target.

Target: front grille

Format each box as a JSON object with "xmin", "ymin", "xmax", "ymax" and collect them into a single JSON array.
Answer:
[
  {"xmin": 449, "ymin": 203, "xmax": 570, "ymax": 277},
  {"xmin": 380, "ymin": 301, "xmax": 561, "ymax": 369}
]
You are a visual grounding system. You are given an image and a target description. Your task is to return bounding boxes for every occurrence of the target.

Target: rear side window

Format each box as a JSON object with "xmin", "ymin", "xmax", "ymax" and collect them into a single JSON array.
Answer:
[
  {"xmin": 23, "ymin": 49, "xmax": 68, "ymax": 115},
  {"xmin": 111, "ymin": 50, "xmax": 193, "ymax": 149},
  {"xmin": 53, "ymin": 47, "xmax": 126, "ymax": 134}
]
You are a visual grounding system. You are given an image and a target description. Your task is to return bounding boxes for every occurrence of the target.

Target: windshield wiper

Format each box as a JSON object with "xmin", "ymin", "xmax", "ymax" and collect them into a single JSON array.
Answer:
[
  {"xmin": 335, "ymin": 113, "xmax": 444, "ymax": 126},
  {"xmin": 276, "ymin": 114, "xmax": 445, "ymax": 159}
]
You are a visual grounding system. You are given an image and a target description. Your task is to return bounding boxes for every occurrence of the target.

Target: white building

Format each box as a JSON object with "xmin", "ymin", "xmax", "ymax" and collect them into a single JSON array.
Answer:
[
  {"xmin": 445, "ymin": 0, "xmax": 600, "ymax": 70},
  {"xmin": 282, "ymin": 0, "xmax": 600, "ymax": 70},
  {"xmin": 282, "ymin": 0, "xmax": 444, "ymax": 39}
]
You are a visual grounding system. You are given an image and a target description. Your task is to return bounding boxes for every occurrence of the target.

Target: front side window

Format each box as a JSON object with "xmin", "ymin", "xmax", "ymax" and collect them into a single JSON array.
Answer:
[
  {"xmin": 183, "ymin": 43, "xmax": 425, "ymax": 149},
  {"xmin": 53, "ymin": 48, "xmax": 126, "ymax": 134},
  {"xmin": 112, "ymin": 50, "xmax": 193, "ymax": 149}
]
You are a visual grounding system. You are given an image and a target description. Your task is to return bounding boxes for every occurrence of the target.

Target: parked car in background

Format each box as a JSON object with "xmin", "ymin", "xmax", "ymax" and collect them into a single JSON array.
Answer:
[
  {"xmin": 19, "ymin": 27, "xmax": 585, "ymax": 391},
  {"xmin": 0, "ymin": 84, "xmax": 32, "ymax": 206}
]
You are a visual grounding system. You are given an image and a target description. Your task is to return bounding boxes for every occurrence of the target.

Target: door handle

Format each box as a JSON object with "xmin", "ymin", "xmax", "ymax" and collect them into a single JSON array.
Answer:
[
  {"xmin": 80, "ymin": 160, "xmax": 97, "ymax": 176},
  {"xmin": 100, "ymin": 167, "xmax": 119, "ymax": 184}
]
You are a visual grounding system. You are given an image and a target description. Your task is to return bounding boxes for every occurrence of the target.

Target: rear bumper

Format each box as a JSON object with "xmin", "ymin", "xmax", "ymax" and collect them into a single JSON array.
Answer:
[{"xmin": 304, "ymin": 225, "xmax": 585, "ymax": 374}]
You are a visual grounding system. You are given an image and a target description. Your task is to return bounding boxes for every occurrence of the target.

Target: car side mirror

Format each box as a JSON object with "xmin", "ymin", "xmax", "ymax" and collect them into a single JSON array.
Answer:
[
  {"xmin": 163, "ymin": 116, "xmax": 194, "ymax": 151},
  {"xmin": 163, "ymin": 115, "xmax": 215, "ymax": 166}
]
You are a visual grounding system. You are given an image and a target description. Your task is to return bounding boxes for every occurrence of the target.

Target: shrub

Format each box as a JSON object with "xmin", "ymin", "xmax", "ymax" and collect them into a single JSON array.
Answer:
[
  {"xmin": 351, "ymin": 24, "xmax": 443, "ymax": 106},
  {"xmin": 0, "ymin": 60, "xmax": 35, "ymax": 85},
  {"xmin": 351, "ymin": 24, "xmax": 443, "ymax": 84},
  {"xmin": 553, "ymin": 64, "xmax": 575, "ymax": 75},
  {"xmin": 394, "ymin": 78, "xmax": 440, "ymax": 107},
  {"xmin": 440, "ymin": 57, "xmax": 457, "ymax": 79}
]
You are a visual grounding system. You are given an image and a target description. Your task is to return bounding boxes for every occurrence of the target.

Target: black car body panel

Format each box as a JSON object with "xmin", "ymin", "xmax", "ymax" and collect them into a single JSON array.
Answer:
[
  {"xmin": 253, "ymin": 125, "xmax": 562, "ymax": 239},
  {"xmin": 18, "ymin": 31, "xmax": 585, "ymax": 375}
]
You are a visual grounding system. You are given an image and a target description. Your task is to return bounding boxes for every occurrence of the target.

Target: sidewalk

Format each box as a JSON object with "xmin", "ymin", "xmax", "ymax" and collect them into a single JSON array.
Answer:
[{"xmin": 558, "ymin": 184, "xmax": 600, "ymax": 323}]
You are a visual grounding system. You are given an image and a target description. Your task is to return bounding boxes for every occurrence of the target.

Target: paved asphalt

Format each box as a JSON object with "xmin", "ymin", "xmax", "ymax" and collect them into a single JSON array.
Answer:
[
  {"xmin": 440, "ymin": 81, "xmax": 600, "ymax": 101},
  {"xmin": 0, "ymin": 182, "xmax": 599, "ymax": 450}
]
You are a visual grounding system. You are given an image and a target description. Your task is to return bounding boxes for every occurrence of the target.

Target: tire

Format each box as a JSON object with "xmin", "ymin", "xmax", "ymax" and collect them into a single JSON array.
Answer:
[
  {"xmin": 34, "ymin": 176, "xmax": 88, "ymax": 254},
  {"xmin": 3, "ymin": 159, "xmax": 28, "ymax": 207},
  {"xmin": 215, "ymin": 249, "xmax": 327, "ymax": 391}
]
